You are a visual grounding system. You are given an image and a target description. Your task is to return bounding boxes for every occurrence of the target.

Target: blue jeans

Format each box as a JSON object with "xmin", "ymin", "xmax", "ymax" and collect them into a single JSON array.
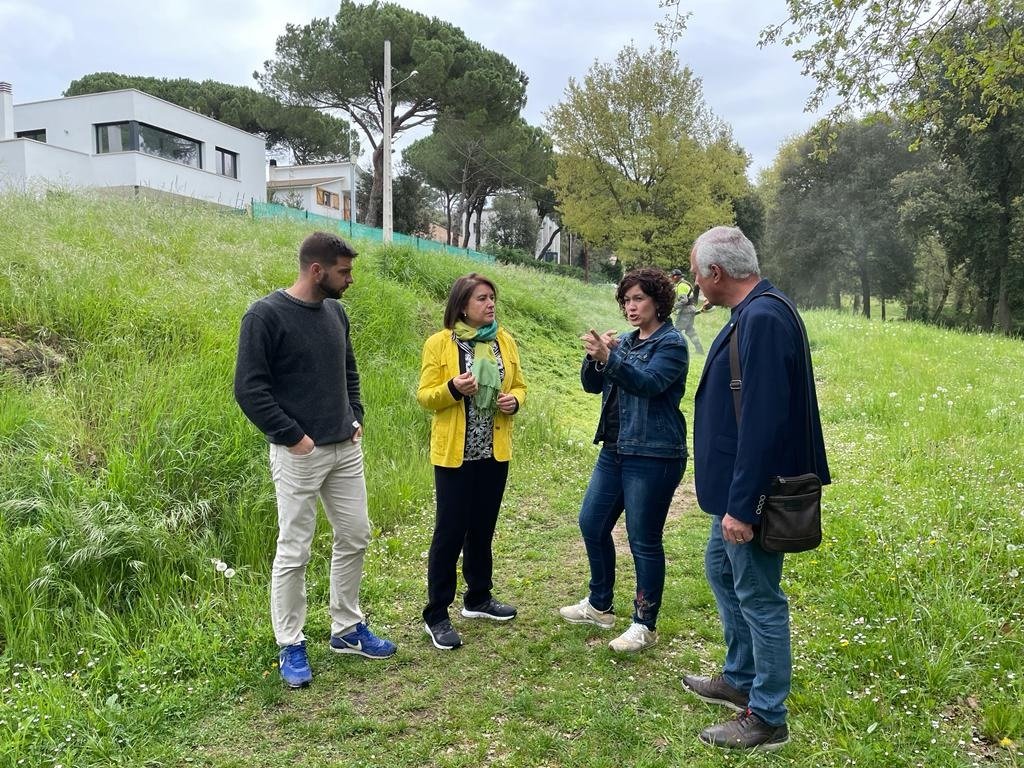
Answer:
[
  {"xmin": 705, "ymin": 515, "xmax": 791, "ymax": 725},
  {"xmin": 578, "ymin": 447, "xmax": 684, "ymax": 629}
]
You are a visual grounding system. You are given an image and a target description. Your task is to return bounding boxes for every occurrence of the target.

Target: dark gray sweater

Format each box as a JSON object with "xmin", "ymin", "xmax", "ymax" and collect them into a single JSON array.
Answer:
[{"xmin": 234, "ymin": 289, "xmax": 363, "ymax": 446}]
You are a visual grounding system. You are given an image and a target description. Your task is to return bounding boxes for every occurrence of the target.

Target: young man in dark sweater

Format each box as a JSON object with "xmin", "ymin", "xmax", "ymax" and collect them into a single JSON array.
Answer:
[{"xmin": 234, "ymin": 231, "xmax": 396, "ymax": 688}]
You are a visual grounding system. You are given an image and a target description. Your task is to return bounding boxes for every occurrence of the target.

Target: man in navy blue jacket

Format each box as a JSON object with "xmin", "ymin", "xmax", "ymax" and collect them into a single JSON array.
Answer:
[{"xmin": 682, "ymin": 226, "xmax": 830, "ymax": 751}]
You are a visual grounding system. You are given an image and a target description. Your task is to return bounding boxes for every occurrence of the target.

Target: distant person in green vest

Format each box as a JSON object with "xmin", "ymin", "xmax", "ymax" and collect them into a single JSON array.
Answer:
[{"xmin": 670, "ymin": 268, "xmax": 704, "ymax": 354}]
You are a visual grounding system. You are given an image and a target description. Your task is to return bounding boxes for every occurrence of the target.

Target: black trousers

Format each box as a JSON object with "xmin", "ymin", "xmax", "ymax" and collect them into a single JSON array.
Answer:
[{"xmin": 422, "ymin": 457, "xmax": 510, "ymax": 625}]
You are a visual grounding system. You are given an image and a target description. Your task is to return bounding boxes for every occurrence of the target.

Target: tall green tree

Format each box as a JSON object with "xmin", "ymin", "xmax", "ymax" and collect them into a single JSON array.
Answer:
[
  {"xmin": 488, "ymin": 194, "xmax": 541, "ymax": 252},
  {"xmin": 761, "ymin": 0, "xmax": 1024, "ymax": 131},
  {"xmin": 258, "ymin": 0, "xmax": 527, "ymax": 226},
  {"xmin": 357, "ymin": 165, "xmax": 435, "ymax": 237},
  {"xmin": 65, "ymin": 72, "xmax": 356, "ymax": 163},
  {"xmin": 545, "ymin": 43, "xmax": 747, "ymax": 270},
  {"xmin": 765, "ymin": 118, "xmax": 923, "ymax": 314},
  {"xmin": 903, "ymin": 12, "xmax": 1024, "ymax": 333},
  {"xmin": 404, "ymin": 116, "xmax": 552, "ymax": 248}
]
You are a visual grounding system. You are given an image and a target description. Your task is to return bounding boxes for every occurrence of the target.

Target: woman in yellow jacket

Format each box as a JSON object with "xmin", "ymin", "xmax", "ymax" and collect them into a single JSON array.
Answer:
[{"xmin": 417, "ymin": 273, "xmax": 527, "ymax": 650}]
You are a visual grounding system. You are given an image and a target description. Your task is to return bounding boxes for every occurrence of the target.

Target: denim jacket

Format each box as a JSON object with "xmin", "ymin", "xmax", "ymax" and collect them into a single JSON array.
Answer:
[{"xmin": 581, "ymin": 322, "xmax": 689, "ymax": 458}]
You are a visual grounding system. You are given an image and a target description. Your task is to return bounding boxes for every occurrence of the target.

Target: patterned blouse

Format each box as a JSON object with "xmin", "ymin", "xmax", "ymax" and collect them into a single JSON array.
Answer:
[{"xmin": 455, "ymin": 335, "xmax": 505, "ymax": 461}]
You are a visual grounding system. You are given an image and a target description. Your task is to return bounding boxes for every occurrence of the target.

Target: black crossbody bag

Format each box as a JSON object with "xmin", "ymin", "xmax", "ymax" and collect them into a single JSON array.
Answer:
[{"xmin": 728, "ymin": 293, "xmax": 823, "ymax": 553}]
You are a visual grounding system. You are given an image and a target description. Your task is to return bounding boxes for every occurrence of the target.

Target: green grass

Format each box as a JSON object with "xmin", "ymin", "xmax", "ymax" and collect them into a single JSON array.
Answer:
[{"xmin": 0, "ymin": 192, "xmax": 1022, "ymax": 767}]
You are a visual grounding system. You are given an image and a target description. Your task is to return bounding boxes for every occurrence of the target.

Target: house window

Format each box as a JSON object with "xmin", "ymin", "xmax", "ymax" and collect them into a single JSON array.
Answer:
[
  {"xmin": 95, "ymin": 121, "xmax": 201, "ymax": 169},
  {"xmin": 16, "ymin": 129, "xmax": 46, "ymax": 142},
  {"xmin": 96, "ymin": 122, "xmax": 133, "ymax": 153},
  {"xmin": 216, "ymin": 147, "xmax": 238, "ymax": 178},
  {"xmin": 316, "ymin": 187, "xmax": 339, "ymax": 209},
  {"xmin": 137, "ymin": 123, "xmax": 201, "ymax": 168}
]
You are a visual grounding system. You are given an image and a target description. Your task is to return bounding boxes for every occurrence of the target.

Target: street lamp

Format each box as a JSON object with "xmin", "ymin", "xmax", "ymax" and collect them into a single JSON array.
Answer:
[{"xmin": 382, "ymin": 39, "xmax": 417, "ymax": 243}]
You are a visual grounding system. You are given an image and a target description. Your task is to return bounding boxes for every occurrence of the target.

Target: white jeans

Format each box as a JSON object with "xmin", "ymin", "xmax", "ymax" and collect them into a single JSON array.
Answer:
[{"xmin": 268, "ymin": 440, "xmax": 370, "ymax": 646}]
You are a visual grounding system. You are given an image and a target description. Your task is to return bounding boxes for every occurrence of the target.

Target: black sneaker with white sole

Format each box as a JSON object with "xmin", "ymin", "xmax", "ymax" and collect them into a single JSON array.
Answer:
[
  {"xmin": 460, "ymin": 597, "xmax": 517, "ymax": 621},
  {"xmin": 424, "ymin": 618, "xmax": 462, "ymax": 650}
]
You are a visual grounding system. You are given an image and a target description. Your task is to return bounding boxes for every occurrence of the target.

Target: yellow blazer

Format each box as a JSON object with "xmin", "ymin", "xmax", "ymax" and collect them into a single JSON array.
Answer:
[{"xmin": 417, "ymin": 327, "xmax": 527, "ymax": 468}]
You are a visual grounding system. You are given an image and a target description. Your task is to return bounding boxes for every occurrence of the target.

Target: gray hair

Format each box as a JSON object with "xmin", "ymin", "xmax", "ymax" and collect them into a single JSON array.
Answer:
[{"xmin": 692, "ymin": 226, "xmax": 759, "ymax": 280}]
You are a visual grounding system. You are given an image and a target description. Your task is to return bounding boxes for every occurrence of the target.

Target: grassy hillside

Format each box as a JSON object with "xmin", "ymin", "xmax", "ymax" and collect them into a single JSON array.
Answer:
[{"xmin": 0, "ymin": 193, "xmax": 1021, "ymax": 767}]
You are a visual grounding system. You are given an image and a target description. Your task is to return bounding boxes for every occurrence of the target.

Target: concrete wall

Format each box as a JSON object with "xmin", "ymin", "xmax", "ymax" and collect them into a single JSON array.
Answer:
[{"xmin": 0, "ymin": 139, "xmax": 95, "ymax": 191}]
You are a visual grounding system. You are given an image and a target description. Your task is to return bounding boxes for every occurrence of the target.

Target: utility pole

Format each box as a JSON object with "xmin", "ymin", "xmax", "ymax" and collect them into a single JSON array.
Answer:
[{"xmin": 382, "ymin": 39, "xmax": 393, "ymax": 242}]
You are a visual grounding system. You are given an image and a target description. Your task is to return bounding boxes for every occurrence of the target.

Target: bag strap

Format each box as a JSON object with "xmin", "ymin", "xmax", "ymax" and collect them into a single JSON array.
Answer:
[{"xmin": 727, "ymin": 291, "xmax": 819, "ymax": 477}]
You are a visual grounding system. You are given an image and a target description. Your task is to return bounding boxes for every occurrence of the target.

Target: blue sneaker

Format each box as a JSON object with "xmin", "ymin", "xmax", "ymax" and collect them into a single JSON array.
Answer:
[
  {"xmin": 329, "ymin": 622, "xmax": 397, "ymax": 659},
  {"xmin": 279, "ymin": 641, "xmax": 312, "ymax": 688}
]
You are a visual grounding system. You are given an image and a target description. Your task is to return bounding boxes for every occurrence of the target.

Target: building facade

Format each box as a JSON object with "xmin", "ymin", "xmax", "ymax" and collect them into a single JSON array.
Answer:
[
  {"xmin": 266, "ymin": 160, "xmax": 358, "ymax": 222},
  {"xmin": 0, "ymin": 84, "xmax": 265, "ymax": 208}
]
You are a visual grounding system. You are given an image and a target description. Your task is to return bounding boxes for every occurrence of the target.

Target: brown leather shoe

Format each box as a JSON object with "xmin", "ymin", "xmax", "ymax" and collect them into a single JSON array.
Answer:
[
  {"xmin": 681, "ymin": 673, "xmax": 750, "ymax": 712},
  {"xmin": 699, "ymin": 709, "xmax": 789, "ymax": 751}
]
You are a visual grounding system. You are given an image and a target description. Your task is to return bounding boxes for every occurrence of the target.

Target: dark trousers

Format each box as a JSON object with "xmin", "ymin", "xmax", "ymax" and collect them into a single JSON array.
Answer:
[{"xmin": 422, "ymin": 457, "xmax": 510, "ymax": 625}]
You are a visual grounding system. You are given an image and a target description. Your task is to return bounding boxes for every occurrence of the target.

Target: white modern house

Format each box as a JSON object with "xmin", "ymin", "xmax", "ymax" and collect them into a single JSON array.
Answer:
[
  {"xmin": 266, "ymin": 160, "xmax": 358, "ymax": 222},
  {"xmin": 0, "ymin": 83, "xmax": 265, "ymax": 209}
]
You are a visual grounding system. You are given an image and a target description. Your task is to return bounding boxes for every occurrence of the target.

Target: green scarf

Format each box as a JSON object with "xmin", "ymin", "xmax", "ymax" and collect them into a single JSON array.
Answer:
[{"xmin": 454, "ymin": 320, "xmax": 500, "ymax": 415}]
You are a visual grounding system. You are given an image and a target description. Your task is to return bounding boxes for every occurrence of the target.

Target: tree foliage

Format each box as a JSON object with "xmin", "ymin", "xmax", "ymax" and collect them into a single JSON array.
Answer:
[
  {"xmin": 258, "ymin": 0, "xmax": 527, "ymax": 225},
  {"xmin": 761, "ymin": 0, "xmax": 1024, "ymax": 131},
  {"xmin": 356, "ymin": 165, "xmax": 436, "ymax": 236},
  {"xmin": 896, "ymin": 11, "xmax": 1024, "ymax": 333},
  {"xmin": 65, "ymin": 72, "xmax": 356, "ymax": 163},
  {"xmin": 404, "ymin": 117, "xmax": 552, "ymax": 248},
  {"xmin": 544, "ymin": 44, "xmax": 747, "ymax": 270},
  {"xmin": 487, "ymin": 194, "xmax": 541, "ymax": 252},
  {"xmin": 764, "ymin": 118, "xmax": 923, "ymax": 315}
]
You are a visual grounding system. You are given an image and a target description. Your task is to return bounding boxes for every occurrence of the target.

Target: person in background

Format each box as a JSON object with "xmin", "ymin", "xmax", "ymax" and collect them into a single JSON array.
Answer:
[
  {"xmin": 417, "ymin": 273, "xmax": 527, "ymax": 650},
  {"xmin": 560, "ymin": 267, "xmax": 688, "ymax": 653},
  {"xmin": 234, "ymin": 231, "xmax": 397, "ymax": 689},
  {"xmin": 683, "ymin": 225, "xmax": 830, "ymax": 751},
  {"xmin": 669, "ymin": 268, "xmax": 704, "ymax": 355}
]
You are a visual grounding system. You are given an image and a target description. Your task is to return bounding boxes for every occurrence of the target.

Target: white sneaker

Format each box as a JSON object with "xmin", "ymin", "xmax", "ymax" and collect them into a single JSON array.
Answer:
[
  {"xmin": 609, "ymin": 622, "xmax": 658, "ymax": 652},
  {"xmin": 558, "ymin": 597, "xmax": 616, "ymax": 629}
]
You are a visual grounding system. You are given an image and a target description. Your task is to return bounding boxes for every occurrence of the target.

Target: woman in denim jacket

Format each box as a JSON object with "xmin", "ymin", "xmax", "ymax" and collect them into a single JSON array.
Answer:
[{"xmin": 560, "ymin": 267, "xmax": 688, "ymax": 652}]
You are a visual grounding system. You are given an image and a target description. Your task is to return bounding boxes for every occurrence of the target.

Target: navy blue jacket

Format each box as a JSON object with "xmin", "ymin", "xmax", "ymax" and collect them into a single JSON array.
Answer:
[
  {"xmin": 693, "ymin": 280, "xmax": 830, "ymax": 523},
  {"xmin": 582, "ymin": 322, "xmax": 688, "ymax": 459}
]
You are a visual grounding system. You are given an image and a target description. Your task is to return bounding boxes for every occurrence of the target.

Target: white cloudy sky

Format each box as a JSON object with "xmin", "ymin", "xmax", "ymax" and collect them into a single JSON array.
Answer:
[{"xmin": 0, "ymin": 0, "xmax": 824, "ymax": 177}]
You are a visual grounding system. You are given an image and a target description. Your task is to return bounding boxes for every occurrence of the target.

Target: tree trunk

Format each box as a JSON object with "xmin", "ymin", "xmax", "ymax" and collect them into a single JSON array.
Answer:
[
  {"xmin": 473, "ymin": 200, "xmax": 484, "ymax": 250},
  {"xmin": 832, "ymin": 287, "xmax": 842, "ymax": 310},
  {"xmin": 881, "ymin": 297, "xmax": 886, "ymax": 321},
  {"xmin": 537, "ymin": 226, "xmax": 561, "ymax": 260},
  {"xmin": 860, "ymin": 266, "xmax": 871, "ymax": 319},
  {"xmin": 852, "ymin": 293, "xmax": 861, "ymax": 315},
  {"xmin": 997, "ymin": 263, "xmax": 1012, "ymax": 334},
  {"xmin": 582, "ymin": 242, "xmax": 590, "ymax": 283},
  {"xmin": 444, "ymin": 195, "xmax": 454, "ymax": 245},
  {"xmin": 461, "ymin": 201, "xmax": 473, "ymax": 249},
  {"xmin": 366, "ymin": 145, "xmax": 384, "ymax": 226},
  {"xmin": 452, "ymin": 197, "xmax": 466, "ymax": 246},
  {"xmin": 930, "ymin": 273, "xmax": 952, "ymax": 323}
]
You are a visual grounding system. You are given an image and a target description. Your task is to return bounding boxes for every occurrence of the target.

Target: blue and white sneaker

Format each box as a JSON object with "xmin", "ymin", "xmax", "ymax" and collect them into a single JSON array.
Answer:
[
  {"xmin": 279, "ymin": 641, "xmax": 313, "ymax": 688},
  {"xmin": 329, "ymin": 622, "xmax": 397, "ymax": 659}
]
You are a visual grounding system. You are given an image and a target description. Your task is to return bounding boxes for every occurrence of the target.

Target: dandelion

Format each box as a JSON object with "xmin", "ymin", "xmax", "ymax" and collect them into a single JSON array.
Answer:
[
  {"xmin": 215, "ymin": 561, "xmax": 228, "ymax": 573},
  {"xmin": 223, "ymin": 568, "xmax": 236, "ymax": 579},
  {"xmin": 1000, "ymin": 737, "xmax": 1015, "ymax": 748},
  {"xmin": 1009, "ymin": 569, "xmax": 1019, "ymax": 579}
]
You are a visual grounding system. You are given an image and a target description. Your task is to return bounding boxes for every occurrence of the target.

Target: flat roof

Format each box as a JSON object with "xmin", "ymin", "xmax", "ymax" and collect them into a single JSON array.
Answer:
[{"xmin": 266, "ymin": 176, "xmax": 345, "ymax": 188}]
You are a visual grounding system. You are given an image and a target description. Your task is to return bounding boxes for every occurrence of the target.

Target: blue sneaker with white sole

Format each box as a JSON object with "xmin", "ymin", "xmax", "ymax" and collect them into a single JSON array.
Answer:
[
  {"xmin": 279, "ymin": 641, "xmax": 313, "ymax": 688},
  {"xmin": 329, "ymin": 622, "xmax": 397, "ymax": 659}
]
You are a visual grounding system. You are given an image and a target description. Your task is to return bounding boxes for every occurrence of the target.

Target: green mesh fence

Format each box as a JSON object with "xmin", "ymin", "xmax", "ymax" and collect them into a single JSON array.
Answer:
[{"xmin": 252, "ymin": 202, "xmax": 493, "ymax": 263}]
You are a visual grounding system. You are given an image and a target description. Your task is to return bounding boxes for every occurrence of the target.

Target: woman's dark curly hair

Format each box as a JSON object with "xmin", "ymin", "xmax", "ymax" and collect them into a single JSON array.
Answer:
[{"xmin": 615, "ymin": 267, "xmax": 676, "ymax": 322}]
